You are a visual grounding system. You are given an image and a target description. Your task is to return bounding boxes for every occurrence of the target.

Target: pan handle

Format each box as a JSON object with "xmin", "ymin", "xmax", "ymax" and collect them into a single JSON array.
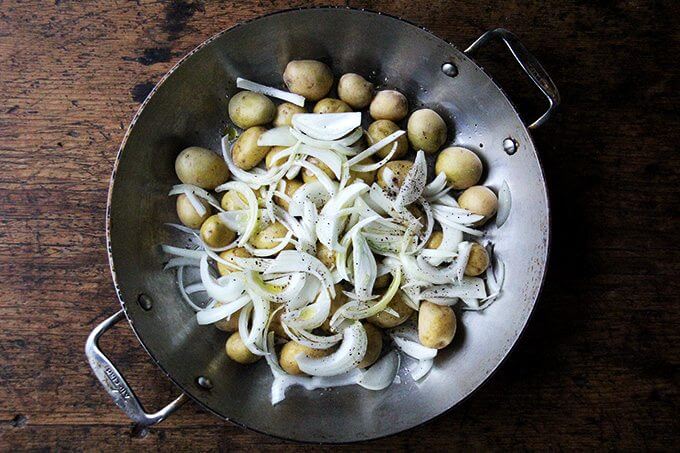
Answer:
[
  {"xmin": 85, "ymin": 310, "xmax": 187, "ymax": 428},
  {"xmin": 465, "ymin": 28, "xmax": 560, "ymax": 129}
]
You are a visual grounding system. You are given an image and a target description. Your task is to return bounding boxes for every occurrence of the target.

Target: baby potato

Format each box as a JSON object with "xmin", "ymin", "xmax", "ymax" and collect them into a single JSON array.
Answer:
[
  {"xmin": 250, "ymin": 221, "xmax": 292, "ymax": 250},
  {"xmin": 316, "ymin": 242, "xmax": 336, "ymax": 270},
  {"xmin": 374, "ymin": 273, "xmax": 391, "ymax": 289},
  {"xmin": 283, "ymin": 60, "xmax": 334, "ymax": 101},
  {"xmin": 217, "ymin": 247, "xmax": 251, "ymax": 276},
  {"xmin": 426, "ymin": 231, "xmax": 443, "ymax": 249},
  {"xmin": 279, "ymin": 341, "xmax": 330, "ymax": 375},
  {"xmin": 313, "ymin": 98, "xmax": 352, "ymax": 114},
  {"xmin": 214, "ymin": 308, "xmax": 240, "ymax": 332},
  {"xmin": 274, "ymin": 178, "xmax": 303, "ymax": 211},
  {"xmin": 321, "ymin": 286, "xmax": 348, "ymax": 332},
  {"xmin": 407, "ymin": 109, "xmax": 447, "ymax": 154},
  {"xmin": 200, "ymin": 215, "xmax": 236, "ymax": 248},
  {"xmin": 348, "ymin": 156, "xmax": 377, "ymax": 185},
  {"xmin": 220, "ymin": 189, "xmax": 251, "ymax": 211},
  {"xmin": 418, "ymin": 301, "xmax": 456, "ymax": 349},
  {"xmin": 435, "ymin": 146, "xmax": 483, "ymax": 190},
  {"xmin": 176, "ymin": 194, "xmax": 211, "ymax": 228},
  {"xmin": 369, "ymin": 90, "xmax": 408, "ymax": 122},
  {"xmin": 273, "ymin": 102, "xmax": 306, "ymax": 127},
  {"xmin": 358, "ymin": 323, "xmax": 383, "ymax": 368},
  {"xmin": 232, "ymin": 127, "xmax": 271, "ymax": 170},
  {"xmin": 337, "ymin": 73, "xmax": 374, "ymax": 109},
  {"xmin": 376, "ymin": 160, "xmax": 413, "ymax": 191},
  {"xmin": 367, "ymin": 120, "xmax": 408, "ymax": 159},
  {"xmin": 368, "ymin": 291, "xmax": 413, "ymax": 328},
  {"xmin": 175, "ymin": 146, "xmax": 229, "ymax": 190},
  {"xmin": 226, "ymin": 331, "xmax": 261, "ymax": 364},
  {"xmin": 228, "ymin": 91, "xmax": 276, "ymax": 129},
  {"xmin": 465, "ymin": 242, "xmax": 490, "ymax": 276},
  {"xmin": 302, "ymin": 157, "xmax": 336, "ymax": 183},
  {"xmin": 265, "ymin": 146, "xmax": 289, "ymax": 169},
  {"xmin": 458, "ymin": 185, "xmax": 498, "ymax": 225}
]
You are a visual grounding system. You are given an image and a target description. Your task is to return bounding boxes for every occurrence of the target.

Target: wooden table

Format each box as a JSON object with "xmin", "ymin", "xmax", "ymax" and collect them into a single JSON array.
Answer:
[{"xmin": 1, "ymin": 1, "xmax": 677, "ymax": 450}]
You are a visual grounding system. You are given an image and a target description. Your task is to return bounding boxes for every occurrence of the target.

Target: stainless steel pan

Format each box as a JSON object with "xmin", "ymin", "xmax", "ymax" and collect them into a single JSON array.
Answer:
[{"xmin": 86, "ymin": 7, "xmax": 558, "ymax": 443}]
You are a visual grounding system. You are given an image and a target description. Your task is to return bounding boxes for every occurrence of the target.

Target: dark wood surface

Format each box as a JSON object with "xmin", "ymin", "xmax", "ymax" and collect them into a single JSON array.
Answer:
[{"xmin": 1, "ymin": 0, "xmax": 678, "ymax": 450}]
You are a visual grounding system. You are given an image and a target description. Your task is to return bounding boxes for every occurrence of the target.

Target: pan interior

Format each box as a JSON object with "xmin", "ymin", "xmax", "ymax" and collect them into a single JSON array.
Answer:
[{"xmin": 108, "ymin": 8, "xmax": 548, "ymax": 443}]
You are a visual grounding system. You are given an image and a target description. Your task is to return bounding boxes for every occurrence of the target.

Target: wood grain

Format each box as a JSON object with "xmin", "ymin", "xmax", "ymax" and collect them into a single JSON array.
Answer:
[{"xmin": 0, "ymin": 0, "xmax": 678, "ymax": 450}]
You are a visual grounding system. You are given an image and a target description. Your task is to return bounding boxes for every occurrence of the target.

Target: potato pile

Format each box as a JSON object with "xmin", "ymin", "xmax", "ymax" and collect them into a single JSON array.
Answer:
[{"xmin": 170, "ymin": 58, "xmax": 500, "ymax": 374}]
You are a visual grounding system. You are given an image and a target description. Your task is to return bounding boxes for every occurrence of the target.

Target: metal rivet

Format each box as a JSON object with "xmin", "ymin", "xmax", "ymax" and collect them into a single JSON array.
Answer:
[
  {"xmin": 137, "ymin": 294, "xmax": 153, "ymax": 311},
  {"xmin": 196, "ymin": 376, "xmax": 213, "ymax": 389},
  {"xmin": 503, "ymin": 137, "xmax": 518, "ymax": 155},
  {"xmin": 441, "ymin": 62, "xmax": 458, "ymax": 77}
]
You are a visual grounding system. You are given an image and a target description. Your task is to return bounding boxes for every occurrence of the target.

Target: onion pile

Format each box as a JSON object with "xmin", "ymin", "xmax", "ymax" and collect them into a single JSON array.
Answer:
[{"xmin": 162, "ymin": 74, "xmax": 508, "ymax": 405}]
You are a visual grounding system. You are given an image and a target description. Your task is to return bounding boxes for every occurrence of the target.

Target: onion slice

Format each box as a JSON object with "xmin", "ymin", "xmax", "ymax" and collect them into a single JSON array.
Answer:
[
  {"xmin": 419, "ymin": 277, "xmax": 487, "ymax": 300},
  {"xmin": 346, "ymin": 130, "xmax": 405, "ymax": 167},
  {"xmin": 236, "ymin": 77, "xmax": 305, "ymax": 107},
  {"xmin": 297, "ymin": 321, "xmax": 368, "ymax": 376},
  {"xmin": 257, "ymin": 127, "xmax": 297, "ymax": 147},
  {"xmin": 292, "ymin": 112, "xmax": 362, "ymax": 141},
  {"xmin": 264, "ymin": 250, "xmax": 335, "ymax": 297},
  {"xmin": 358, "ymin": 350, "xmax": 400, "ymax": 390},
  {"xmin": 391, "ymin": 335, "xmax": 437, "ymax": 360},
  {"xmin": 496, "ymin": 180, "xmax": 511, "ymax": 227}
]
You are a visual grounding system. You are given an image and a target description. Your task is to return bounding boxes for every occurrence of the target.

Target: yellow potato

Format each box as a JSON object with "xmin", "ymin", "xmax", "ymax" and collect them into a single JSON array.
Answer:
[
  {"xmin": 302, "ymin": 157, "xmax": 336, "ymax": 183},
  {"xmin": 426, "ymin": 231, "xmax": 443, "ymax": 249},
  {"xmin": 313, "ymin": 98, "xmax": 352, "ymax": 114},
  {"xmin": 176, "ymin": 194, "xmax": 211, "ymax": 228},
  {"xmin": 418, "ymin": 301, "xmax": 456, "ymax": 349},
  {"xmin": 226, "ymin": 332, "xmax": 261, "ymax": 364},
  {"xmin": 220, "ymin": 189, "xmax": 251, "ymax": 211},
  {"xmin": 228, "ymin": 91, "xmax": 276, "ymax": 129},
  {"xmin": 316, "ymin": 242, "xmax": 336, "ymax": 270},
  {"xmin": 374, "ymin": 273, "xmax": 391, "ymax": 289},
  {"xmin": 214, "ymin": 308, "xmax": 240, "ymax": 332},
  {"xmin": 458, "ymin": 185, "xmax": 498, "ymax": 225},
  {"xmin": 407, "ymin": 108, "xmax": 447, "ymax": 154},
  {"xmin": 283, "ymin": 60, "xmax": 333, "ymax": 101},
  {"xmin": 274, "ymin": 178, "xmax": 303, "ymax": 211},
  {"xmin": 232, "ymin": 126, "xmax": 271, "ymax": 170},
  {"xmin": 268, "ymin": 308, "xmax": 289, "ymax": 339},
  {"xmin": 348, "ymin": 156, "xmax": 377, "ymax": 185},
  {"xmin": 376, "ymin": 160, "xmax": 413, "ymax": 191},
  {"xmin": 273, "ymin": 102, "xmax": 306, "ymax": 127},
  {"xmin": 279, "ymin": 341, "xmax": 330, "ymax": 375},
  {"xmin": 200, "ymin": 215, "xmax": 236, "ymax": 248},
  {"xmin": 265, "ymin": 146, "xmax": 289, "ymax": 169},
  {"xmin": 250, "ymin": 221, "xmax": 292, "ymax": 250},
  {"xmin": 367, "ymin": 291, "xmax": 413, "ymax": 328},
  {"xmin": 217, "ymin": 247, "xmax": 251, "ymax": 276},
  {"xmin": 435, "ymin": 146, "xmax": 483, "ymax": 190},
  {"xmin": 175, "ymin": 146, "xmax": 229, "ymax": 190},
  {"xmin": 369, "ymin": 90, "xmax": 408, "ymax": 122},
  {"xmin": 465, "ymin": 242, "xmax": 490, "ymax": 276},
  {"xmin": 357, "ymin": 323, "xmax": 383, "ymax": 368},
  {"xmin": 337, "ymin": 73, "xmax": 374, "ymax": 109},
  {"xmin": 367, "ymin": 120, "xmax": 408, "ymax": 159}
]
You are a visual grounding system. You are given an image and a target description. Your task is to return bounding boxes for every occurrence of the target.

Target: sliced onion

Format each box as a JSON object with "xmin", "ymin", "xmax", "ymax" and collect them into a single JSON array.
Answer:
[
  {"xmin": 244, "ymin": 230, "xmax": 294, "ymax": 257},
  {"xmin": 427, "ymin": 223, "xmax": 463, "ymax": 266},
  {"xmin": 496, "ymin": 180, "xmax": 511, "ymax": 227},
  {"xmin": 317, "ymin": 183, "xmax": 369, "ymax": 251},
  {"xmin": 352, "ymin": 232, "xmax": 377, "ymax": 300},
  {"xmin": 221, "ymin": 136, "xmax": 293, "ymax": 189},
  {"xmin": 264, "ymin": 250, "xmax": 335, "ymax": 297},
  {"xmin": 343, "ymin": 267, "xmax": 402, "ymax": 319},
  {"xmin": 346, "ymin": 130, "xmax": 405, "ymax": 166},
  {"xmin": 288, "ymin": 180, "xmax": 336, "ymax": 217},
  {"xmin": 196, "ymin": 294, "xmax": 250, "ymax": 325},
  {"xmin": 281, "ymin": 321, "xmax": 342, "ymax": 350},
  {"xmin": 236, "ymin": 77, "xmax": 305, "ymax": 107},
  {"xmin": 410, "ymin": 359, "xmax": 434, "ymax": 381},
  {"xmin": 164, "ymin": 257, "xmax": 200, "ymax": 269},
  {"xmin": 164, "ymin": 223, "xmax": 198, "ymax": 235},
  {"xmin": 295, "ymin": 160, "xmax": 337, "ymax": 197},
  {"xmin": 419, "ymin": 277, "xmax": 487, "ymax": 300},
  {"xmin": 422, "ymin": 172, "xmax": 448, "ymax": 199},
  {"xmin": 395, "ymin": 150, "xmax": 427, "ymax": 209},
  {"xmin": 161, "ymin": 245, "xmax": 205, "ymax": 260},
  {"xmin": 348, "ymin": 142, "xmax": 398, "ymax": 172},
  {"xmin": 169, "ymin": 184, "xmax": 221, "ymax": 211},
  {"xmin": 214, "ymin": 181, "xmax": 259, "ymax": 245},
  {"xmin": 432, "ymin": 204, "xmax": 485, "ymax": 226},
  {"xmin": 176, "ymin": 266, "xmax": 202, "ymax": 311},
  {"xmin": 391, "ymin": 335, "xmax": 437, "ymax": 360},
  {"xmin": 298, "ymin": 145, "xmax": 344, "ymax": 179},
  {"xmin": 292, "ymin": 112, "xmax": 362, "ymax": 141},
  {"xmin": 453, "ymin": 241, "xmax": 473, "ymax": 282},
  {"xmin": 358, "ymin": 350, "xmax": 400, "ymax": 390},
  {"xmin": 257, "ymin": 126, "xmax": 297, "ymax": 147},
  {"xmin": 199, "ymin": 255, "xmax": 246, "ymax": 302},
  {"xmin": 287, "ymin": 275, "xmax": 320, "ymax": 310},
  {"xmin": 283, "ymin": 287, "xmax": 331, "ymax": 330},
  {"xmin": 297, "ymin": 321, "xmax": 368, "ymax": 376},
  {"xmin": 289, "ymin": 126, "xmax": 360, "ymax": 153}
]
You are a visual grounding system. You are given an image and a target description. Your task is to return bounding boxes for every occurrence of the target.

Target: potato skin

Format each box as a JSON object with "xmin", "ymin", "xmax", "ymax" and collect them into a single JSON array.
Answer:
[
  {"xmin": 283, "ymin": 60, "xmax": 333, "ymax": 101},
  {"xmin": 338, "ymin": 73, "xmax": 374, "ymax": 109},
  {"xmin": 376, "ymin": 160, "xmax": 413, "ymax": 191},
  {"xmin": 250, "ymin": 221, "xmax": 292, "ymax": 250},
  {"xmin": 357, "ymin": 323, "xmax": 383, "ymax": 368},
  {"xmin": 418, "ymin": 301, "xmax": 456, "ymax": 349},
  {"xmin": 265, "ymin": 146, "xmax": 288, "ymax": 169},
  {"xmin": 226, "ymin": 332, "xmax": 261, "ymax": 364},
  {"xmin": 279, "ymin": 341, "xmax": 330, "ymax": 375},
  {"xmin": 273, "ymin": 102, "xmax": 306, "ymax": 127},
  {"xmin": 313, "ymin": 98, "xmax": 352, "ymax": 114},
  {"xmin": 369, "ymin": 90, "xmax": 408, "ymax": 122},
  {"xmin": 367, "ymin": 120, "xmax": 408, "ymax": 159},
  {"xmin": 435, "ymin": 146, "xmax": 483, "ymax": 190},
  {"xmin": 465, "ymin": 242, "xmax": 490, "ymax": 276},
  {"xmin": 407, "ymin": 109, "xmax": 447, "ymax": 154},
  {"xmin": 232, "ymin": 127, "xmax": 271, "ymax": 170},
  {"xmin": 176, "ymin": 194, "xmax": 211, "ymax": 228},
  {"xmin": 458, "ymin": 185, "xmax": 498, "ymax": 225},
  {"xmin": 426, "ymin": 231, "xmax": 443, "ymax": 249},
  {"xmin": 228, "ymin": 91, "xmax": 276, "ymax": 129},
  {"xmin": 214, "ymin": 308, "xmax": 241, "ymax": 332},
  {"xmin": 220, "ymin": 189, "xmax": 249, "ymax": 211},
  {"xmin": 316, "ymin": 242, "xmax": 336, "ymax": 270},
  {"xmin": 217, "ymin": 247, "xmax": 251, "ymax": 276},
  {"xmin": 368, "ymin": 291, "xmax": 413, "ymax": 328},
  {"xmin": 175, "ymin": 146, "xmax": 229, "ymax": 190},
  {"xmin": 274, "ymin": 178, "xmax": 303, "ymax": 211},
  {"xmin": 200, "ymin": 215, "xmax": 236, "ymax": 248}
]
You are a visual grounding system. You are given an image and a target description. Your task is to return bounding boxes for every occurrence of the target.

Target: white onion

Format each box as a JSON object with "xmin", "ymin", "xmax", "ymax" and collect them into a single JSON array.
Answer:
[
  {"xmin": 169, "ymin": 184, "xmax": 221, "ymax": 211},
  {"xmin": 236, "ymin": 77, "xmax": 305, "ymax": 107},
  {"xmin": 395, "ymin": 150, "xmax": 427, "ymax": 209},
  {"xmin": 351, "ymin": 232, "xmax": 377, "ymax": 301},
  {"xmin": 264, "ymin": 250, "xmax": 335, "ymax": 297},
  {"xmin": 288, "ymin": 180, "xmax": 336, "ymax": 216},
  {"xmin": 199, "ymin": 255, "xmax": 246, "ymax": 302},
  {"xmin": 391, "ymin": 335, "xmax": 437, "ymax": 360},
  {"xmin": 348, "ymin": 142, "xmax": 398, "ymax": 172},
  {"xmin": 358, "ymin": 350, "xmax": 400, "ymax": 390},
  {"xmin": 409, "ymin": 359, "xmax": 434, "ymax": 381},
  {"xmin": 214, "ymin": 181, "xmax": 259, "ymax": 245},
  {"xmin": 257, "ymin": 126, "xmax": 297, "ymax": 147},
  {"xmin": 496, "ymin": 180, "xmax": 511, "ymax": 227},
  {"xmin": 196, "ymin": 294, "xmax": 250, "ymax": 325},
  {"xmin": 419, "ymin": 277, "xmax": 487, "ymax": 299},
  {"xmin": 283, "ymin": 287, "xmax": 331, "ymax": 330},
  {"xmin": 346, "ymin": 130, "xmax": 405, "ymax": 166},
  {"xmin": 292, "ymin": 112, "xmax": 361, "ymax": 141},
  {"xmin": 161, "ymin": 245, "xmax": 205, "ymax": 260},
  {"xmin": 297, "ymin": 321, "xmax": 368, "ymax": 376},
  {"xmin": 422, "ymin": 172, "xmax": 448, "ymax": 199}
]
